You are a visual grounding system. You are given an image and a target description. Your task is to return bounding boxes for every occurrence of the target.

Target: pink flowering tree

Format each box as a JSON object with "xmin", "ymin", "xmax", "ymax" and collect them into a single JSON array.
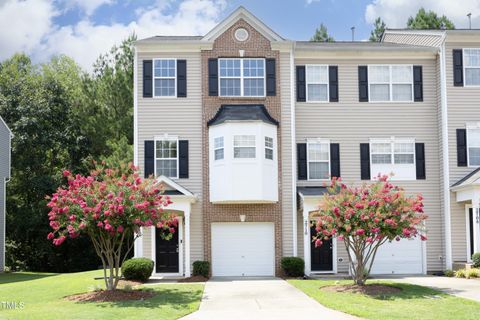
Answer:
[
  {"xmin": 46, "ymin": 162, "xmax": 177, "ymax": 290},
  {"xmin": 312, "ymin": 175, "xmax": 427, "ymax": 286}
]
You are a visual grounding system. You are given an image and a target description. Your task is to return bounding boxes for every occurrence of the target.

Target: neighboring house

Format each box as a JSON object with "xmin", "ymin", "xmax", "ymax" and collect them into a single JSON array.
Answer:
[
  {"xmin": 133, "ymin": 6, "xmax": 478, "ymax": 277},
  {"xmin": 0, "ymin": 116, "xmax": 12, "ymax": 272}
]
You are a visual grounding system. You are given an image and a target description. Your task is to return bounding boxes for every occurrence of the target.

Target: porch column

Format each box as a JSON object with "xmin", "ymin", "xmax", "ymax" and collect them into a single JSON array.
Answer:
[
  {"xmin": 133, "ymin": 227, "xmax": 144, "ymax": 258},
  {"xmin": 302, "ymin": 199, "xmax": 311, "ymax": 275},
  {"xmin": 184, "ymin": 206, "xmax": 191, "ymax": 277},
  {"xmin": 473, "ymin": 201, "xmax": 480, "ymax": 254}
]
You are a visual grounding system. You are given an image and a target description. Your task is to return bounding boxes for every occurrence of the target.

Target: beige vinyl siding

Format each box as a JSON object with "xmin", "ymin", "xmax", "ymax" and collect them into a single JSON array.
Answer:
[
  {"xmin": 137, "ymin": 51, "xmax": 204, "ymax": 267},
  {"xmin": 445, "ymin": 40, "xmax": 480, "ymax": 262},
  {"xmin": 383, "ymin": 33, "xmax": 444, "ymax": 47},
  {"xmin": 295, "ymin": 56, "xmax": 443, "ymax": 272},
  {"xmin": 280, "ymin": 51, "xmax": 294, "ymax": 256}
]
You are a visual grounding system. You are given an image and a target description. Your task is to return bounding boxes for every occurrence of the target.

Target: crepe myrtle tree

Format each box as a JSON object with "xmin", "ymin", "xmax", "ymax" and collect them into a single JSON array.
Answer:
[
  {"xmin": 46, "ymin": 162, "xmax": 177, "ymax": 290},
  {"xmin": 312, "ymin": 175, "xmax": 427, "ymax": 285}
]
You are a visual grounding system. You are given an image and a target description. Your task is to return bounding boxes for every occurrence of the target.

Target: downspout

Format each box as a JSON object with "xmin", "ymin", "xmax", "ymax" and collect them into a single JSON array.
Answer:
[
  {"xmin": 439, "ymin": 34, "xmax": 452, "ymax": 269},
  {"xmin": 291, "ymin": 42, "xmax": 298, "ymax": 256}
]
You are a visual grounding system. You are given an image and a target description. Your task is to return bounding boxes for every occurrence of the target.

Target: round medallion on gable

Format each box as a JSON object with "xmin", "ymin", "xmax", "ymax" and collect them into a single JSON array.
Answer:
[{"xmin": 234, "ymin": 28, "xmax": 249, "ymax": 42}]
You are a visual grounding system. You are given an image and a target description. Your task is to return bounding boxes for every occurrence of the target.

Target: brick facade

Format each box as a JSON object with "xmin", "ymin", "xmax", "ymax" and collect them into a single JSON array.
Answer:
[{"xmin": 201, "ymin": 19, "xmax": 284, "ymax": 275}]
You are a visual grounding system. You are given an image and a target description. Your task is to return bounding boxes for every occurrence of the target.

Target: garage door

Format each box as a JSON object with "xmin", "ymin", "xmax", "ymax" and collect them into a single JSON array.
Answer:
[
  {"xmin": 369, "ymin": 238, "xmax": 424, "ymax": 275},
  {"xmin": 211, "ymin": 223, "xmax": 275, "ymax": 277}
]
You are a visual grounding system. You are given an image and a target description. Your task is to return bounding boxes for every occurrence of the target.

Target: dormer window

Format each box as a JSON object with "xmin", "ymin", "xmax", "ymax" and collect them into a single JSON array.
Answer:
[
  {"xmin": 219, "ymin": 58, "xmax": 265, "ymax": 97},
  {"xmin": 234, "ymin": 135, "xmax": 256, "ymax": 158}
]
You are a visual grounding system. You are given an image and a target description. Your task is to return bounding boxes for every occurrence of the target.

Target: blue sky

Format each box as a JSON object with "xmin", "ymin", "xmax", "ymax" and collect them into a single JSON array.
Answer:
[{"xmin": 1, "ymin": 0, "xmax": 478, "ymax": 71}]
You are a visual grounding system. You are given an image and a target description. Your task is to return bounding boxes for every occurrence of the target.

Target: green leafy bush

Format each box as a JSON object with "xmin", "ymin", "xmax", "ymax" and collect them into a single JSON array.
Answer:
[
  {"xmin": 444, "ymin": 269, "xmax": 454, "ymax": 277},
  {"xmin": 472, "ymin": 252, "xmax": 480, "ymax": 268},
  {"xmin": 193, "ymin": 261, "xmax": 210, "ymax": 278},
  {"xmin": 466, "ymin": 268, "xmax": 479, "ymax": 279},
  {"xmin": 122, "ymin": 258, "xmax": 154, "ymax": 282},
  {"xmin": 281, "ymin": 257, "xmax": 305, "ymax": 277},
  {"xmin": 455, "ymin": 269, "xmax": 466, "ymax": 278}
]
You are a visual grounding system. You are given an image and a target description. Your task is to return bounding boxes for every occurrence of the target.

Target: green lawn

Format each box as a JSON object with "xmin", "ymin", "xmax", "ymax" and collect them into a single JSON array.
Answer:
[
  {"xmin": 289, "ymin": 279, "xmax": 480, "ymax": 320},
  {"xmin": 0, "ymin": 270, "xmax": 204, "ymax": 320}
]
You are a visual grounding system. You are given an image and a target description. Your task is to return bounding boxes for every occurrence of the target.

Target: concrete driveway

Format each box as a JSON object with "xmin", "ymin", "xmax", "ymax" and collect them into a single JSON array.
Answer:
[
  {"xmin": 182, "ymin": 277, "xmax": 359, "ymax": 320},
  {"xmin": 379, "ymin": 275, "xmax": 480, "ymax": 302}
]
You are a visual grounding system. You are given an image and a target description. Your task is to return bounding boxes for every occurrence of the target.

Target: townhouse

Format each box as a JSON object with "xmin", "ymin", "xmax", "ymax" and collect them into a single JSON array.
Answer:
[{"xmin": 132, "ymin": 6, "xmax": 479, "ymax": 277}]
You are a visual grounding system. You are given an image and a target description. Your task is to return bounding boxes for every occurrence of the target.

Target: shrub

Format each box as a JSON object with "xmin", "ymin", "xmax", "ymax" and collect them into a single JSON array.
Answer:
[
  {"xmin": 472, "ymin": 252, "xmax": 480, "ymax": 268},
  {"xmin": 122, "ymin": 258, "xmax": 154, "ymax": 282},
  {"xmin": 193, "ymin": 261, "xmax": 210, "ymax": 278},
  {"xmin": 281, "ymin": 257, "xmax": 305, "ymax": 277},
  {"xmin": 444, "ymin": 269, "xmax": 454, "ymax": 277},
  {"xmin": 455, "ymin": 268, "xmax": 466, "ymax": 278},
  {"xmin": 466, "ymin": 268, "xmax": 479, "ymax": 279}
]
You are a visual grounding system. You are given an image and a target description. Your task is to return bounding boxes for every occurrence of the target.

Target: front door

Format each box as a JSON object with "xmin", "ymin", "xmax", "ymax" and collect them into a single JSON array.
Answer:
[
  {"xmin": 310, "ymin": 225, "xmax": 333, "ymax": 271},
  {"xmin": 155, "ymin": 226, "xmax": 179, "ymax": 273}
]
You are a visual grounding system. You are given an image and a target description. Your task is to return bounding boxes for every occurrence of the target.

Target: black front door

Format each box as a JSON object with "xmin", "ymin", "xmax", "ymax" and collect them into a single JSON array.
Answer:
[
  {"xmin": 155, "ymin": 227, "xmax": 179, "ymax": 273},
  {"xmin": 311, "ymin": 225, "xmax": 333, "ymax": 271},
  {"xmin": 469, "ymin": 208, "xmax": 474, "ymax": 258}
]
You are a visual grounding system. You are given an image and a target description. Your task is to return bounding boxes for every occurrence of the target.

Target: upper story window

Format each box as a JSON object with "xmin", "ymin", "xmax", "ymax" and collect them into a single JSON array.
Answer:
[
  {"xmin": 234, "ymin": 135, "xmax": 256, "ymax": 158},
  {"xmin": 214, "ymin": 137, "xmax": 224, "ymax": 160},
  {"xmin": 464, "ymin": 49, "xmax": 480, "ymax": 86},
  {"xmin": 307, "ymin": 140, "xmax": 330, "ymax": 180},
  {"xmin": 467, "ymin": 126, "xmax": 480, "ymax": 166},
  {"xmin": 306, "ymin": 65, "xmax": 329, "ymax": 102},
  {"xmin": 265, "ymin": 136, "xmax": 274, "ymax": 160},
  {"xmin": 369, "ymin": 65, "xmax": 413, "ymax": 102},
  {"xmin": 154, "ymin": 59, "xmax": 176, "ymax": 97},
  {"xmin": 219, "ymin": 58, "xmax": 265, "ymax": 97},
  {"xmin": 155, "ymin": 138, "xmax": 178, "ymax": 178},
  {"xmin": 370, "ymin": 138, "xmax": 415, "ymax": 180}
]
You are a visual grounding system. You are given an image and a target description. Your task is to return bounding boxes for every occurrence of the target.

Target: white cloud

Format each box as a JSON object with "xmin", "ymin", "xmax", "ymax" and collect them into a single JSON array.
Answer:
[
  {"xmin": 0, "ymin": 0, "xmax": 226, "ymax": 71},
  {"xmin": 63, "ymin": 0, "xmax": 114, "ymax": 16},
  {"xmin": 305, "ymin": 0, "xmax": 320, "ymax": 4},
  {"xmin": 365, "ymin": 0, "xmax": 480, "ymax": 28}
]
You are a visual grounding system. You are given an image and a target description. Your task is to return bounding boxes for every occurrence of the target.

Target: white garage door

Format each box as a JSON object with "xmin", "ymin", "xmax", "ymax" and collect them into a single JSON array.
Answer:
[
  {"xmin": 211, "ymin": 222, "xmax": 275, "ymax": 277},
  {"xmin": 370, "ymin": 238, "xmax": 424, "ymax": 275}
]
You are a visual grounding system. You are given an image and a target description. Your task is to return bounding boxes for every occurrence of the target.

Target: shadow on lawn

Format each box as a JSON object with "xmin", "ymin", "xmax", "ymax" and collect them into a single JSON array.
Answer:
[
  {"xmin": 0, "ymin": 272, "xmax": 59, "ymax": 285},
  {"xmin": 370, "ymin": 283, "xmax": 448, "ymax": 301}
]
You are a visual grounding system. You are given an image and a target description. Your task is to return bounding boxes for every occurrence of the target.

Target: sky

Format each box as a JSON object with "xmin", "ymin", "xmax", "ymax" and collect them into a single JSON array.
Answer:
[{"xmin": 1, "ymin": 0, "xmax": 479, "ymax": 71}]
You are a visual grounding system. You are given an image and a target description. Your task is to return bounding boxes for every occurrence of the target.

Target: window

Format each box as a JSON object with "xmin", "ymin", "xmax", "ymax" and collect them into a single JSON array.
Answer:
[
  {"xmin": 154, "ymin": 59, "xmax": 176, "ymax": 96},
  {"xmin": 467, "ymin": 127, "xmax": 480, "ymax": 166},
  {"xmin": 307, "ymin": 141, "xmax": 330, "ymax": 180},
  {"xmin": 306, "ymin": 65, "xmax": 328, "ymax": 102},
  {"xmin": 265, "ymin": 136, "xmax": 273, "ymax": 160},
  {"xmin": 370, "ymin": 140, "xmax": 415, "ymax": 165},
  {"xmin": 155, "ymin": 139, "xmax": 178, "ymax": 178},
  {"xmin": 214, "ymin": 137, "xmax": 224, "ymax": 160},
  {"xmin": 219, "ymin": 58, "xmax": 265, "ymax": 97},
  {"xmin": 369, "ymin": 65, "xmax": 413, "ymax": 102},
  {"xmin": 234, "ymin": 135, "xmax": 256, "ymax": 158},
  {"xmin": 464, "ymin": 49, "xmax": 480, "ymax": 86}
]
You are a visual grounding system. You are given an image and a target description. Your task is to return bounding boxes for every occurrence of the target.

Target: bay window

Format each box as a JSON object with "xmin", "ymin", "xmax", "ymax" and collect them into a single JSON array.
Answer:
[
  {"xmin": 265, "ymin": 136, "xmax": 273, "ymax": 160},
  {"xmin": 214, "ymin": 137, "xmax": 224, "ymax": 160},
  {"xmin": 219, "ymin": 58, "xmax": 265, "ymax": 97},
  {"xmin": 369, "ymin": 65, "xmax": 413, "ymax": 102},
  {"xmin": 234, "ymin": 135, "xmax": 256, "ymax": 158}
]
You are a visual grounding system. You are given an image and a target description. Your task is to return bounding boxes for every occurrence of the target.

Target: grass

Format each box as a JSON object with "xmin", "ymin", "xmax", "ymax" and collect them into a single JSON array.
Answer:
[
  {"xmin": 289, "ymin": 279, "xmax": 480, "ymax": 320},
  {"xmin": 0, "ymin": 270, "xmax": 204, "ymax": 320}
]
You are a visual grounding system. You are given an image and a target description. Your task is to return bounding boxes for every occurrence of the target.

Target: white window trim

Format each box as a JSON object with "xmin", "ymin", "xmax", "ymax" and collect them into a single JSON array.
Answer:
[
  {"xmin": 233, "ymin": 135, "xmax": 256, "ymax": 159},
  {"xmin": 154, "ymin": 136, "xmax": 179, "ymax": 179},
  {"xmin": 218, "ymin": 58, "xmax": 266, "ymax": 97},
  {"xmin": 368, "ymin": 65, "xmax": 414, "ymax": 103},
  {"xmin": 305, "ymin": 64, "xmax": 329, "ymax": 103},
  {"xmin": 466, "ymin": 122, "xmax": 480, "ymax": 167},
  {"xmin": 307, "ymin": 138, "xmax": 331, "ymax": 181},
  {"xmin": 463, "ymin": 48, "xmax": 480, "ymax": 87},
  {"xmin": 153, "ymin": 58, "xmax": 177, "ymax": 98},
  {"xmin": 214, "ymin": 136, "xmax": 224, "ymax": 161},
  {"xmin": 265, "ymin": 136, "xmax": 274, "ymax": 160}
]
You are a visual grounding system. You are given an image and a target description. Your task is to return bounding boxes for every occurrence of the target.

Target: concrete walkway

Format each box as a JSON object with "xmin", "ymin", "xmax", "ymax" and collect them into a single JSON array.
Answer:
[
  {"xmin": 378, "ymin": 275, "xmax": 480, "ymax": 302},
  {"xmin": 182, "ymin": 277, "xmax": 359, "ymax": 320}
]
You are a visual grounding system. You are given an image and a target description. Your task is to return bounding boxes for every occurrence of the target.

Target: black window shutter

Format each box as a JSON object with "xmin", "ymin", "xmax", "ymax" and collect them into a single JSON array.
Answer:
[
  {"xmin": 266, "ymin": 58, "xmax": 276, "ymax": 96},
  {"xmin": 144, "ymin": 140, "xmax": 155, "ymax": 178},
  {"xmin": 457, "ymin": 129, "xmax": 468, "ymax": 167},
  {"xmin": 177, "ymin": 60, "xmax": 187, "ymax": 98},
  {"xmin": 208, "ymin": 58, "xmax": 218, "ymax": 96},
  {"xmin": 297, "ymin": 143, "xmax": 307, "ymax": 180},
  {"xmin": 179, "ymin": 140, "xmax": 189, "ymax": 178},
  {"xmin": 415, "ymin": 143, "xmax": 426, "ymax": 180},
  {"xmin": 143, "ymin": 60, "xmax": 153, "ymax": 98},
  {"xmin": 360, "ymin": 143, "xmax": 371, "ymax": 180},
  {"xmin": 358, "ymin": 66, "xmax": 368, "ymax": 102},
  {"xmin": 329, "ymin": 66, "xmax": 339, "ymax": 102},
  {"xmin": 296, "ymin": 66, "xmax": 306, "ymax": 102},
  {"xmin": 413, "ymin": 65, "xmax": 423, "ymax": 102},
  {"xmin": 453, "ymin": 49, "xmax": 463, "ymax": 87},
  {"xmin": 330, "ymin": 143, "xmax": 340, "ymax": 178}
]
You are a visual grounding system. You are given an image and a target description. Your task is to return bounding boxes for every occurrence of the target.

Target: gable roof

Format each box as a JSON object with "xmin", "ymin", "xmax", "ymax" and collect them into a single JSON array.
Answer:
[
  {"xmin": 207, "ymin": 104, "xmax": 279, "ymax": 127},
  {"xmin": 202, "ymin": 6, "xmax": 284, "ymax": 42},
  {"xmin": 155, "ymin": 175, "xmax": 195, "ymax": 199},
  {"xmin": 451, "ymin": 167, "xmax": 480, "ymax": 189}
]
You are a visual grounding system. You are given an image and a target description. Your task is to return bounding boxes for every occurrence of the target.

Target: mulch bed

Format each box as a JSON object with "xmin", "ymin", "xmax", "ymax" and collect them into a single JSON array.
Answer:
[
  {"xmin": 321, "ymin": 284, "xmax": 402, "ymax": 296},
  {"xmin": 65, "ymin": 289, "xmax": 155, "ymax": 302},
  {"xmin": 178, "ymin": 275, "xmax": 209, "ymax": 283}
]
